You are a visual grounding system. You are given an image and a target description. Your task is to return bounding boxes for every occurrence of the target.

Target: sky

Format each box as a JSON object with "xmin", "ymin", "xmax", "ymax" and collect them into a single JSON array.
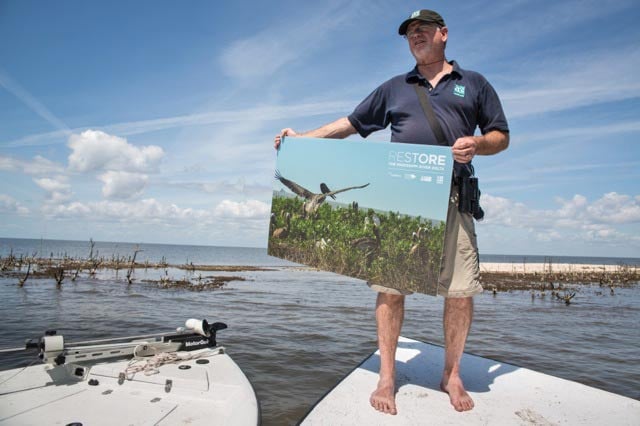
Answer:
[
  {"xmin": 275, "ymin": 137, "xmax": 453, "ymax": 220},
  {"xmin": 1, "ymin": 0, "xmax": 639, "ymax": 257}
]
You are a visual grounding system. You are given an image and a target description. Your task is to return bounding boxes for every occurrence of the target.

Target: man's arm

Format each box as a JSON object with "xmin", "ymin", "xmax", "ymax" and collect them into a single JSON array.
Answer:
[
  {"xmin": 474, "ymin": 130, "xmax": 510, "ymax": 155},
  {"xmin": 300, "ymin": 117, "xmax": 357, "ymax": 139},
  {"xmin": 274, "ymin": 117, "xmax": 357, "ymax": 149},
  {"xmin": 452, "ymin": 130, "xmax": 509, "ymax": 163}
]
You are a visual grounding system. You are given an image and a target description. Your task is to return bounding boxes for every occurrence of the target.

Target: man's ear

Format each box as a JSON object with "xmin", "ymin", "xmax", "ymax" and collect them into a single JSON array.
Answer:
[{"xmin": 440, "ymin": 26, "xmax": 448, "ymax": 42}]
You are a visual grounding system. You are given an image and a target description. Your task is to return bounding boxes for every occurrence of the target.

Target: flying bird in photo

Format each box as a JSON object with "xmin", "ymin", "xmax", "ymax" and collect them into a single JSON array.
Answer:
[
  {"xmin": 274, "ymin": 170, "xmax": 369, "ymax": 215},
  {"xmin": 320, "ymin": 183, "xmax": 336, "ymax": 200}
]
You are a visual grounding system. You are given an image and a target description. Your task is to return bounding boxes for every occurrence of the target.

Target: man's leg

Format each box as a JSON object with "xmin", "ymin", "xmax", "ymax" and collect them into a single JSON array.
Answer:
[
  {"xmin": 441, "ymin": 296, "xmax": 475, "ymax": 411},
  {"xmin": 370, "ymin": 292, "xmax": 405, "ymax": 415}
]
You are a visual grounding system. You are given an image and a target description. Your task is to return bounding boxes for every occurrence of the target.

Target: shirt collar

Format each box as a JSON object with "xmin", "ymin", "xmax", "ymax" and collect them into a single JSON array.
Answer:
[{"xmin": 405, "ymin": 60, "xmax": 461, "ymax": 84}]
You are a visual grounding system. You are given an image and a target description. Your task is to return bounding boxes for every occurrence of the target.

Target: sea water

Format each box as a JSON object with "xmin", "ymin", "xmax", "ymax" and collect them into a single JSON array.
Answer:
[{"xmin": 0, "ymin": 238, "xmax": 638, "ymax": 425}]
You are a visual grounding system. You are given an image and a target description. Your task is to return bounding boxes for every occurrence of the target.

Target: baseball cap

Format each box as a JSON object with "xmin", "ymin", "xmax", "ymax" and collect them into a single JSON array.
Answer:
[{"xmin": 398, "ymin": 9, "xmax": 446, "ymax": 35}]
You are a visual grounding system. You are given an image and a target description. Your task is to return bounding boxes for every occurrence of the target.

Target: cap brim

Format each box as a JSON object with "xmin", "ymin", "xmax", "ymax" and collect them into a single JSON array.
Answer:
[
  {"xmin": 398, "ymin": 18, "xmax": 416, "ymax": 35},
  {"xmin": 398, "ymin": 15, "xmax": 445, "ymax": 35}
]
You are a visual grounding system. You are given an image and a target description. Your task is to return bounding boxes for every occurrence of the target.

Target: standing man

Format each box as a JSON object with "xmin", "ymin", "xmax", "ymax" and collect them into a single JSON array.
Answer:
[{"xmin": 274, "ymin": 10, "xmax": 509, "ymax": 415}]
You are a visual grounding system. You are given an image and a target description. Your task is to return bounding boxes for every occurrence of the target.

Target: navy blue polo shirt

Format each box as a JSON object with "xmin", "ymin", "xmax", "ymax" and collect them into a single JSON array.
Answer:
[{"xmin": 348, "ymin": 61, "xmax": 509, "ymax": 146}]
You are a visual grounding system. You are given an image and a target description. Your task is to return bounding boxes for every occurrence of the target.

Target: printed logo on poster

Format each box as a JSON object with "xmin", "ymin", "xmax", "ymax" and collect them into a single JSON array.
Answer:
[{"xmin": 387, "ymin": 150, "xmax": 447, "ymax": 172}]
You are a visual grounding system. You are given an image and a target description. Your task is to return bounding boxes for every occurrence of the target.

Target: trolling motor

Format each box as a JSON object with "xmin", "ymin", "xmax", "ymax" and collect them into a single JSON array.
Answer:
[
  {"xmin": 25, "ymin": 330, "xmax": 65, "ymax": 364},
  {"xmin": 163, "ymin": 319, "xmax": 228, "ymax": 351},
  {"xmin": 22, "ymin": 319, "xmax": 227, "ymax": 366}
]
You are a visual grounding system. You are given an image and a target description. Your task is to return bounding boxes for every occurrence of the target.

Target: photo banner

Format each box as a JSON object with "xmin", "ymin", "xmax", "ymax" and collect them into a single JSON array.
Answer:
[{"xmin": 268, "ymin": 137, "xmax": 453, "ymax": 295}]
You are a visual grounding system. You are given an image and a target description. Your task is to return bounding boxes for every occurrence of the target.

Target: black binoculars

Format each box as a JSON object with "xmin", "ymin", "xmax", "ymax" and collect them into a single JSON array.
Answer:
[{"xmin": 454, "ymin": 163, "xmax": 485, "ymax": 221}]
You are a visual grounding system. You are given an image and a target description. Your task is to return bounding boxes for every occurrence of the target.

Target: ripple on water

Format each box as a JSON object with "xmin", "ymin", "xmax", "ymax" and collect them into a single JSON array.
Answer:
[{"xmin": 0, "ymin": 273, "xmax": 638, "ymax": 425}]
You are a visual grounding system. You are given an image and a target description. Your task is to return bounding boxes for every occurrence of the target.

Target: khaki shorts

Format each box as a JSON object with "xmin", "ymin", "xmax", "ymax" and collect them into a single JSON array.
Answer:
[{"xmin": 368, "ymin": 186, "xmax": 483, "ymax": 298}]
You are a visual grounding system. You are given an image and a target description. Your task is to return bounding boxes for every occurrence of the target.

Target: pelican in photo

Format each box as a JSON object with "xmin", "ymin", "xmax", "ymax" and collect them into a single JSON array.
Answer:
[
  {"xmin": 274, "ymin": 170, "xmax": 369, "ymax": 215},
  {"xmin": 351, "ymin": 220, "xmax": 381, "ymax": 273},
  {"xmin": 272, "ymin": 212, "xmax": 291, "ymax": 239},
  {"xmin": 320, "ymin": 183, "xmax": 336, "ymax": 200}
]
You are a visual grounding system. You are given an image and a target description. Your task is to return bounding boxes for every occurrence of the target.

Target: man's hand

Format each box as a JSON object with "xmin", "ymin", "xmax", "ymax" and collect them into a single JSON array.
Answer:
[
  {"xmin": 452, "ymin": 136, "xmax": 477, "ymax": 163},
  {"xmin": 273, "ymin": 117, "xmax": 358, "ymax": 150},
  {"xmin": 274, "ymin": 128, "xmax": 299, "ymax": 150}
]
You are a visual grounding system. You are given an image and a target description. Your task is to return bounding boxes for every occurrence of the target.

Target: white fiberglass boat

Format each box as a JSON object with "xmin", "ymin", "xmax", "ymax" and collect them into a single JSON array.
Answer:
[
  {"xmin": 299, "ymin": 336, "xmax": 640, "ymax": 425},
  {"xmin": 0, "ymin": 319, "xmax": 259, "ymax": 425}
]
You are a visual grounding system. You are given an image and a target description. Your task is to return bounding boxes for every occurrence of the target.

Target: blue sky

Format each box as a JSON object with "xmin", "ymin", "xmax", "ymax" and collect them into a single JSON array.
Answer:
[{"xmin": 1, "ymin": 0, "xmax": 639, "ymax": 257}]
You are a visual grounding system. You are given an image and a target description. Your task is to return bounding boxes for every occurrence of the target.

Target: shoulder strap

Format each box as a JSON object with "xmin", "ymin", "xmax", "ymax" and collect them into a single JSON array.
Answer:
[{"xmin": 413, "ymin": 83, "xmax": 448, "ymax": 146}]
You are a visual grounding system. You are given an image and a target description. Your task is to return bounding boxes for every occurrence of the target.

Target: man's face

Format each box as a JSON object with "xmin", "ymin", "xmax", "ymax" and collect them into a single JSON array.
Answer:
[{"xmin": 405, "ymin": 20, "xmax": 448, "ymax": 60}]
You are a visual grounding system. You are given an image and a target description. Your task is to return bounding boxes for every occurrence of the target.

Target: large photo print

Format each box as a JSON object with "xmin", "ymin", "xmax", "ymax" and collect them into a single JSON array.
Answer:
[{"xmin": 268, "ymin": 137, "xmax": 453, "ymax": 295}]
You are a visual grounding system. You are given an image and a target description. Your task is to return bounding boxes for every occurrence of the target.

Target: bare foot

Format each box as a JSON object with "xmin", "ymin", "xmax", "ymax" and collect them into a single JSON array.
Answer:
[
  {"xmin": 440, "ymin": 375, "xmax": 474, "ymax": 412},
  {"xmin": 370, "ymin": 378, "xmax": 397, "ymax": 415}
]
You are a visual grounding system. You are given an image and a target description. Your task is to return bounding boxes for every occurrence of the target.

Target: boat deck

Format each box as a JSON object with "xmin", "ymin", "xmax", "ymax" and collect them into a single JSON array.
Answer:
[
  {"xmin": 0, "ymin": 348, "xmax": 259, "ymax": 426},
  {"xmin": 300, "ymin": 336, "xmax": 640, "ymax": 425}
]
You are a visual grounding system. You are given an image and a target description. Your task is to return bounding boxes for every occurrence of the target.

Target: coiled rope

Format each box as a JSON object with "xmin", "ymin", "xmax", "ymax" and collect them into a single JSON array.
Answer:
[{"xmin": 123, "ymin": 346, "xmax": 225, "ymax": 378}]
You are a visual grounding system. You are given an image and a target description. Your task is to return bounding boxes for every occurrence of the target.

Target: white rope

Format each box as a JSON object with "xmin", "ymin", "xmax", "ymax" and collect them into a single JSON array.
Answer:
[{"xmin": 122, "ymin": 346, "xmax": 225, "ymax": 379}]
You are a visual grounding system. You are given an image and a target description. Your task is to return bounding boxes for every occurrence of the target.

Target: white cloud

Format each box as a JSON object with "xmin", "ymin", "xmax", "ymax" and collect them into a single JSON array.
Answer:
[
  {"xmin": 34, "ymin": 198, "xmax": 271, "ymax": 247},
  {"xmin": 586, "ymin": 193, "xmax": 640, "ymax": 224},
  {"xmin": 33, "ymin": 175, "xmax": 72, "ymax": 203},
  {"xmin": 484, "ymin": 192, "xmax": 640, "ymax": 227},
  {"xmin": 0, "ymin": 194, "xmax": 30, "ymax": 215},
  {"xmin": 67, "ymin": 130, "xmax": 164, "ymax": 173},
  {"xmin": 43, "ymin": 201, "xmax": 92, "ymax": 217},
  {"xmin": 40, "ymin": 198, "xmax": 270, "ymax": 222},
  {"xmin": 42, "ymin": 198, "xmax": 204, "ymax": 221},
  {"xmin": 33, "ymin": 176, "xmax": 70, "ymax": 193},
  {"xmin": 214, "ymin": 200, "xmax": 270, "ymax": 218},
  {"xmin": 0, "ymin": 156, "xmax": 18, "ymax": 171},
  {"xmin": 481, "ymin": 192, "xmax": 640, "ymax": 247},
  {"xmin": 0, "ymin": 155, "xmax": 64, "ymax": 175},
  {"xmin": 172, "ymin": 178, "xmax": 271, "ymax": 197},
  {"xmin": 26, "ymin": 155, "xmax": 65, "ymax": 175},
  {"xmin": 98, "ymin": 171, "xmax": 149, "ymax": 200}
]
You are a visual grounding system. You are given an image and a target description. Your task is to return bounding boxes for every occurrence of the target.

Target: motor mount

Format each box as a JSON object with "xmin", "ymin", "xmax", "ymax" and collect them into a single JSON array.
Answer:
[{"xmin": 163, "ymin": 319, "xmax": 227, "ymax": 350}]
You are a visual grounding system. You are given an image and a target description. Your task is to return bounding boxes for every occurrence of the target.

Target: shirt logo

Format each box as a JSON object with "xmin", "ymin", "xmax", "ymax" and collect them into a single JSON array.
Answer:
[{"xmin": 453, "ymin": 84, "xmax": 466, "ymax": 98}]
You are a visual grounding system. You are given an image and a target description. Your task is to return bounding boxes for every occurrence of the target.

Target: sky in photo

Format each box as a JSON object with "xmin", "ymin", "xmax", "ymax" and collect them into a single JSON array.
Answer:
[{"xmin": 1, "ymin": 0, "xmax": 639, "ymax": 257}]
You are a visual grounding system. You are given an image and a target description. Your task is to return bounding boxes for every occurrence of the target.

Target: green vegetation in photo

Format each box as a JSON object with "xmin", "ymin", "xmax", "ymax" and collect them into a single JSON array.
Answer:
[{"xmin": 268, "ymin": 195, "xmax": 445, "ymax": 293}]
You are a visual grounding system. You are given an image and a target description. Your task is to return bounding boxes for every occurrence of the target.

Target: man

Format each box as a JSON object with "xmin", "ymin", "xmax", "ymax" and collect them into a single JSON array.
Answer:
[{"xmin": 274, "ymin": 9, "xmax": 509, "ymax": 415}]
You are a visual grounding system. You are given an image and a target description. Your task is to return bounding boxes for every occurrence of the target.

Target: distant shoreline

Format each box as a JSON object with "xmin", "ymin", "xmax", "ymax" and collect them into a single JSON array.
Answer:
[
  {"xmin": 1, "ymin": 238, "xmax": 639, "ymax": 292},
  {"xmin": 478, "ymin": 261, "xmax": 639, "ymax": 292},
  {"xmin": 480, "ymin": 262, "xmax": 637, "ymax": 274},
  {"xmin": 1, "ymin": 237, "xmax": 639, "ymax": 267}
]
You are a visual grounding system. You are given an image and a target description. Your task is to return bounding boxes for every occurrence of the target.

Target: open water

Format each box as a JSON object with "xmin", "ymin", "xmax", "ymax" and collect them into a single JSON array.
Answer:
[{"xmin": 0, "ymin": 238, "xmax": 639, "ymax": 425}]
